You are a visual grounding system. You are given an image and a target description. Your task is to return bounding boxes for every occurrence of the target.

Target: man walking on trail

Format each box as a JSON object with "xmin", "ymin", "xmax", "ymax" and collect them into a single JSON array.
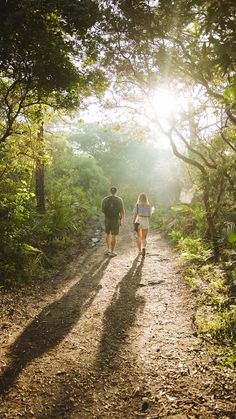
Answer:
[{"xmin": 102, "ymin": 186, "xmax": 125, "ymax": 257}]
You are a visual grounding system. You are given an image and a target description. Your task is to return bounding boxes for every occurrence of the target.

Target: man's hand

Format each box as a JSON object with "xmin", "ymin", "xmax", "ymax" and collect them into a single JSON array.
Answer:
[{"xmin": 120, "ymin": 216, "xmax": 125, "ymax": 225}]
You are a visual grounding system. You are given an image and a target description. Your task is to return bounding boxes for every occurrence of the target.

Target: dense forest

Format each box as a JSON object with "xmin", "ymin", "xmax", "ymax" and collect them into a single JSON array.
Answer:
[{"xmin": 0, "ymin": 0, "xmax": 235, "ymax": 365}]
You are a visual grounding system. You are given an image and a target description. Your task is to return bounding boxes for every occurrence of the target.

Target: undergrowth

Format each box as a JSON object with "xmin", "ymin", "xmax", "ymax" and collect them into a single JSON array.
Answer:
[
  {"xmin": 177, "ymin": 240, "xmax": 236, "ymax": 367},
  {"xmin": 156, "ymin": 204, "xmax": 236, "ymax": 367}
]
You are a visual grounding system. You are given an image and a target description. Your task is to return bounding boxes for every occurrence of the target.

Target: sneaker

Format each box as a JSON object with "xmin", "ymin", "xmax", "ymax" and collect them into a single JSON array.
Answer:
[
  {"xmin": 104, "ymin": 249, "xmax": 110, "ymax": 255},
  {"xmin": 109, "ymin": 251, "xmax": 117, "ymax": 257},
  {"xmin": 142, "ymin": 248, "xmax": 146, "ymax": 257}
]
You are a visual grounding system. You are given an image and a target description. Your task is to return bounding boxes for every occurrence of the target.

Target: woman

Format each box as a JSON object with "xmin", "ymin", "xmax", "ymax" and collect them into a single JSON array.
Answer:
[{"xmin": 132, "ymin": 193, "xmax": 152, "ymax": 257}]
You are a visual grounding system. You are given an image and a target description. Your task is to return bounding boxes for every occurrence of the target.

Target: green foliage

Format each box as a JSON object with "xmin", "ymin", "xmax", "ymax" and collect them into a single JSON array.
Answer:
[
  {"xmin": 69, "ymin": 122, "xmax": 182, "ymax": 208},
  {"xmin": 0, "ymin": 0, "xmax": 101, "ymax": 93},
  {"xmin": 102, "ymin": 0, "xmax": 236, "ymax": 263},
  {"xmin": 177, "ymin": 238, "xmax": 213, "ymax": 263},
  {"xmin": 150, "ymin": 207, "xmax": 171, "ymax": 231},
  {"xmin": 158, "ymin": 203, "xmax": 207, "ymax": 245},
  {"xmin": 196, "ymin": 305, "xmax": 236, "ymax": 343},
  {"xmin": 0, "ymin": 130, "xmax": 110, "ymax": 287},
  {"xmin": 32, "ymin": 135, "xmax": 109, "ymax": 246},
  {"xmin": 182, "ymin": 257, "xmax": 236, "ymax": 366},
  {"xmin": 167, "ymin": 197, "xmax": 236, "ymax": 365},
  {"xmin": 30, "ymin": 191, "xmax": 91, "ymax": 243},
  {"xmin": 46, "ymin": 134, "xmax": 109, "ymax": 205},
  {"xmin": 170, "ymin": 230, "xmax": 183, "ymax": 243},
  {"xmin": 227, "ymin": 231, "xmax": 236, "ymax": 246},
  {"xmin": 0, "ymin": 1, "xmax": 108, "ymax": 148}
]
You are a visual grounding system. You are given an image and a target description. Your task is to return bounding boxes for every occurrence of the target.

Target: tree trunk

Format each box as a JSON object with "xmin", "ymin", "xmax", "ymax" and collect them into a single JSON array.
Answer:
[
  {"xmin": 168, "ymin": 132, "xmax": 220, "ymax": 261},
  {"xmin": 203, "ymin": 184, "xmax": 219, "ymax": 261},
  {"xmin": 35, "ymin": 122, "xmax": 45, "ymax": 214}
]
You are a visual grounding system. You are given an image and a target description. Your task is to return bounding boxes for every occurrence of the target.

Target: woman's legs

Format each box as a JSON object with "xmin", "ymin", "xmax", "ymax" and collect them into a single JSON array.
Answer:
[
  {"xmin": 141, "ymin": 228, "xmax": 148, "ymax": 256},
  {"xmin": 136, "ymin": 227, "xmax": 142, "ymax": 251},
  {"xmin": 137, "ymin": 228, "xmax": 148, "ymax": 254}
]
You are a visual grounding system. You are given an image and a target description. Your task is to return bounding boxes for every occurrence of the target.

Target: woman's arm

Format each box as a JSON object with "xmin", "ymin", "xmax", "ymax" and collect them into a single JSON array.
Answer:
[{"xmin": 132, "ymin": 204, "xmax": 138, "ymax": 224}]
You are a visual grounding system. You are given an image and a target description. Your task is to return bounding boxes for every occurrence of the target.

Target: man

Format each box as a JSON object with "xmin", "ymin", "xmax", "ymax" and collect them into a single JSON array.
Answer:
[{"xmin": 102, "ymin": 186, "xmax": 125, "ymax": 257}]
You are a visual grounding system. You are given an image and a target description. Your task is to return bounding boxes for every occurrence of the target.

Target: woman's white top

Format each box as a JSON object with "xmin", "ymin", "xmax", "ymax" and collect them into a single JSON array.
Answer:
[{"xmin": 133, "ymin": 204, "xmax": 151, "ymax": 229}]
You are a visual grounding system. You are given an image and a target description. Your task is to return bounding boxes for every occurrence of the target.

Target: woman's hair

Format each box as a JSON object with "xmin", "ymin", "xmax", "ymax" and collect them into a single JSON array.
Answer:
[{"xmin": 137, "ymin": 193, "xmax": 149, "ymax": 205}]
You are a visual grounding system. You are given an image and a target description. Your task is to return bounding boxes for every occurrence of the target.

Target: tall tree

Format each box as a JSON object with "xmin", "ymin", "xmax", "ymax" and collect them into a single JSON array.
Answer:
[
  {"xmin": 0, "ymin": 0, "xmax": 107, "ymax": 144},
  {"xmin": 0, "ymin": 0, "xmax": 108, "ymax": 214},
  {"xmin": 35, "ymin": 122, "xmax": 45, "ymax": 214},
  {"xmin": 98, "ymin": 0, "xmax": 236, "ymax": 258}
]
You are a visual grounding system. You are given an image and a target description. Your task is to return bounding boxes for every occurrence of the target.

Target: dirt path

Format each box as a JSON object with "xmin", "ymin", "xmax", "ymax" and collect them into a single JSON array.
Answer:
[{"xmin": 0, "ymin": 220, "xmax": 235, "ymax": 418}]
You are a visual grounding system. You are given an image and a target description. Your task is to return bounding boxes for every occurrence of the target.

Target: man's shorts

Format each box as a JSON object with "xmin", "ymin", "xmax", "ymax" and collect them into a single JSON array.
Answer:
[{"xmin": 105, "ymin": 217, "xmax": 120, "ymax": 235}]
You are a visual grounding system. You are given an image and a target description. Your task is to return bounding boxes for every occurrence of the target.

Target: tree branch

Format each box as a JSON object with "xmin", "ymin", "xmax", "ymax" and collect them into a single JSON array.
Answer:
[
  {"xmin": 173, "ymin": 127, "xmax": 217, "ymax": 169},
  {"xmin": 226, "ymin": 109, "xmax": 236, "ymax": 125},
  {"xmin": 168, "ymin": 131, "xmax": 208, "ymax": 177},
  {"xmin": 220, "ymin": 130, "xmax": 236, "ymax": 153}
]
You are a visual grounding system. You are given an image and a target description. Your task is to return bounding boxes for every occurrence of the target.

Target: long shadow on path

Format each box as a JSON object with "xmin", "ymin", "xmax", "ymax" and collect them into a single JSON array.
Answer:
[
  {"xmin": 0, "ymin": 257, "xmax": 110, "ymax": 395},
  {"xmin": 95, "ymin": 255, "xmax": 145, "ymax": 370},
  {"xmin": 41, "ymin": 256, "xmax": 146, "ymax": 418}
]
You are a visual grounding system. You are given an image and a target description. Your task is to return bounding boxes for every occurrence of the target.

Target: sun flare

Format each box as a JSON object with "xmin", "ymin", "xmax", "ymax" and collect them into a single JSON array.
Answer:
[{"xmin": 150, "ymin": 90, "xmax": 180, "ymax": 119}]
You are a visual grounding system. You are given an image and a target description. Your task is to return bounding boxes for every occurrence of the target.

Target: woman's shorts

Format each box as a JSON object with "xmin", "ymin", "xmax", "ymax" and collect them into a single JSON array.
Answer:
[{"xmin": 138, "ymin": 216, "xmax": 149, "ymax": 230}]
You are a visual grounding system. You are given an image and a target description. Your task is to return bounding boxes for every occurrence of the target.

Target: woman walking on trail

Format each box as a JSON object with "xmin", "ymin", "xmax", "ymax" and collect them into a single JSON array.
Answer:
[{"xmin": 133, "ymin": 193, "xmax": 152, "ymax": 257}]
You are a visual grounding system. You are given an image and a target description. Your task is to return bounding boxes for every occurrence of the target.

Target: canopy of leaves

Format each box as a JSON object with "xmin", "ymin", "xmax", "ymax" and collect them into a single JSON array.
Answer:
[
  {"xmin": 0, "ymin": 0, "xmax": 101, "ymax": 92},
  {"xmin": 0, "ymin": 0, "xmax": 108, "ymax": 145},
  {"xmin": 101, "ymin": 0, "xmax": 236, "ymax": 112}
]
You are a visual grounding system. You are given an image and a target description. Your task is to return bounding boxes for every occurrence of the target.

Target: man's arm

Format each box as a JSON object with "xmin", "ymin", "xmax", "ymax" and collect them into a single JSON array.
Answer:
[
  {"xmin": 101, "ymin": 197, "xmax": 106, "ymax": 213},
  {"xmin": 120, "ymin": 199, "xmax": 125, "ymax": 224}
]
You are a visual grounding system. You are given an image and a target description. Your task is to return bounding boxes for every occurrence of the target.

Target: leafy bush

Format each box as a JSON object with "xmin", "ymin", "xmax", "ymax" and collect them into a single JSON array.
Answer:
[
  {"xmin": 170, "ymin": 230, "xmax": 183, "ymax": 243},
  {"xmin": 150, "ymin": 207, "xmax": 170, "ymax": 231},
  {"xmin": 177, "ymin": 237, "xmax": 213, "ymax": 263},
  {"xmin": 182, "ymin": 259, "xmax": 236, "ymax": 365},
  {"xmin": 227, "ymin": 230, "xmax": 236, "ymax": 248},
  {"xmin": 196, "ymin": 305, "xmax": 236, "ymax": 343},
  {"xmin": 0, "ymin": 133, "xmax": 110, "ymax": 287}
]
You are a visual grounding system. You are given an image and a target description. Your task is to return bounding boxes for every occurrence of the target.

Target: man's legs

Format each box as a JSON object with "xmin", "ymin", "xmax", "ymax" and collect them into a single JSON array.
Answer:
[
  {"xmin": 104, "ymin": 219, "xmax": 119, "ymax": 256},
  {"xmin": 106, "ymin": 233, "xmax": 112, "ymax": 251},
  {"xmin": 105, "ymin": 233, "xmax": 117, "ymax": 256},
  {"xmin": 109, "ymin": 218, "xmax": 119, "ymax": 256},
  {"xmin": 104, "ymin": 218, "xmax": 112, "ymax": 254},
  {"xmin": 111, "ymin": 234, "xmax": 117, "ymax": 252}
]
